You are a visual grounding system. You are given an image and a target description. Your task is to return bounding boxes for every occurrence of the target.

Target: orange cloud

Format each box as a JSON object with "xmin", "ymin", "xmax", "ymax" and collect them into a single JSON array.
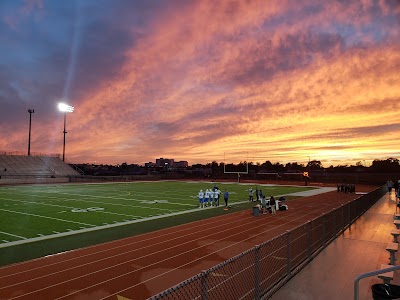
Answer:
[{"xmin": 3, "ymin": 1, "xmax": 399, "ymax": 167}]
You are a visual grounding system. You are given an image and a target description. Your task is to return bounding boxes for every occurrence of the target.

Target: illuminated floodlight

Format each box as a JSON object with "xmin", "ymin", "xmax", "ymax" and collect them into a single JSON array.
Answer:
[
  {"xmin": 58, "ymin": 102, "xmax": 74, "ymax": 161},
  {"xmin": 58, "ymin": 102, "xmax": 74, "ymax": 113}
]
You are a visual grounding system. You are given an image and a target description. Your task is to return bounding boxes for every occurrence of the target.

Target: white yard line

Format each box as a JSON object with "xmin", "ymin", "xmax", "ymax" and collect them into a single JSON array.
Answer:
[
  {"xmin": 0, "ymin": 231, "xmax": 27, "ymax": 239},
  {"xmin": 0, "ymin": 208, "xmax": 95, "ymax": 227}
]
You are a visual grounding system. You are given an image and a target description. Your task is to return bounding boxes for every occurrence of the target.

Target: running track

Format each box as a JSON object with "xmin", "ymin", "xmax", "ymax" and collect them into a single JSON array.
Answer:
[{"xmin": 0, "ymin": 187, "xmax": 375, "ymax": 300}]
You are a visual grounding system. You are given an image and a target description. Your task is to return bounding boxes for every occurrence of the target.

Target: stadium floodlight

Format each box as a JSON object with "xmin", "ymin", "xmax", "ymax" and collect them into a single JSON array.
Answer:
[
  {"xmin": 58, "ymin": 102, "xmax": 74, "ymax": 161},
  {"xmin": 58, "ymin": 103, "xmax": 74, "ymax": 113},
  {"xmin": 27, "ymin": 109, "xmax": 35, "ymax": 156}
]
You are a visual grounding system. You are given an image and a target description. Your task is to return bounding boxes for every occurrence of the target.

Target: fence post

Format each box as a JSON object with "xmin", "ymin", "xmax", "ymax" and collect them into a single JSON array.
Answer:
[
  {"xmin": 286, "ymin": 230, "xmax": 291, "ymax": 277},
  {"xmin": 201, "ymin": 270, "xmax": 209, "ymax": 300},
  {"xmin": 341, "ymin": 205, "xmax": 345, "ymax": 233},
  {"xmin": 254, "ymin": 245, "xmax": 261, "ymax": 300},
  {"xmin": 348, "ymin": 201, "xmax": 351, "ymax": 228},
  {"xmin": 332, "ymin": 210, "xmax": 336, "ymax": 237},
  {"xmin": 322, "ymin": 213, "xmax": 326, "ymax": 245},
  {"xmin": 307, "ymin": 221, "xmax": 312, "ymax": 261}
]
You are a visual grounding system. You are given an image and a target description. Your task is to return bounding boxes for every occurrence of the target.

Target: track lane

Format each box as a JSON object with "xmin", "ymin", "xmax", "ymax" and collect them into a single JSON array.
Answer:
[{"xmin": 0, "ymin": 191, "xmax": 363, "ymax": 300}]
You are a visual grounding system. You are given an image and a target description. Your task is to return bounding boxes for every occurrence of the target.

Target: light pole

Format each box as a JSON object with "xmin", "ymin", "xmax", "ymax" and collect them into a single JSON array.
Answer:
[
  {"xmin": 58, "ymin": 103, "xmax": 74, "ymax": 161},
  {"xmin": 28, "ymin": 109, "xmax": 34, "ymax": 156}
]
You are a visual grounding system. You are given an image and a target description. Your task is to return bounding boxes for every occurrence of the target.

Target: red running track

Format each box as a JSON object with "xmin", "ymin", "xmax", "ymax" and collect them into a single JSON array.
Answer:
[{"xmin": 0, "ymin": 188, "xmax": 374, "ymax": 300}]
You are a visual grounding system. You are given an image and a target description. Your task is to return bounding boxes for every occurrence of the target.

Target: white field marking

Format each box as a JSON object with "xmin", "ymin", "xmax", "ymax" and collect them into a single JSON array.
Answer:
[
  {"xmin": 0, "ymin": 191, "xmax": 302, "ymax": 281},
  {"xmin": 39, "ymin": 186, "xmax": 203, "ymax": 204},
  {"xmin": 23, "ymin": 195, "xmax": 174, "ymax": 212},
  {"xmin": 3, "ymin": 183, "xmax": 222, "ymax": 206},
  {"xmin": 0, "ymin": 196, "xmax": 173, "ymax": 211},
  {"xmin": 36, "ymin": 189, "xmax": 187, "ymax": 205},
  {"xmin": 3, "ymin": 199, "xmax": 330, "ymax": 298},
  {"xmin": 0, "ymin": 231, "xmax": 27, "ymax": 239},
  {"xmin": 0, "ymin": 198, "xmax": 93, "ymax": 211},
  {"xmin": 0, "ymin": 208, "xmax": 95, "ymax": 227},
  {"xmin": 58, "ymin": 202, "xmax": 333, "ymax": 300},
  {"xmin": 0, "ymin": 207, "xmax": 255, "ymax": 280},
  {"xmin": 0, "ymin": 186, "xmax": 332, "ymax": 274},
  {"xmin": 100, "ymin": 211, "xmax": 141, "ymax": 218}
]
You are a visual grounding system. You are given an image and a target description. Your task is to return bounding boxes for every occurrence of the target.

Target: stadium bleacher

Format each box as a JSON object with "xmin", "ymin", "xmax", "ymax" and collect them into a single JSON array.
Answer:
[{"xmin": 0, "ymin": 154, "xmax": 81, "ymax": 182}]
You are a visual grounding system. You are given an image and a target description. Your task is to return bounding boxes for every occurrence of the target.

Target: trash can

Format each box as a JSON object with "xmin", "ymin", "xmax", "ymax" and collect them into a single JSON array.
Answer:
[
  {"xmin": 252, "ymin": 206, "xmax": 259, "ymax": 216},
  {"xmin": 371, "ymin": 284, "xmax": 400, "ymax": 299}
]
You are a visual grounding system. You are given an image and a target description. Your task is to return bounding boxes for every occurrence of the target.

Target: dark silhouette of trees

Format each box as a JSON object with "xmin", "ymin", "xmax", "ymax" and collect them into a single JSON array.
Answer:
[{"xmin": 370, "ymin": 158, "xmax": 400, "ymax": 171}]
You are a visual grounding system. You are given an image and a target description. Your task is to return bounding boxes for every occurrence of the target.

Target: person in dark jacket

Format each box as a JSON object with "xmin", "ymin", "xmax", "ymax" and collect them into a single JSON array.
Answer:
[
  {"xmin": 224, "ymin": 190, "xmax": 229, "ymax": 208},
  {"xmin": 270, "ymin": 195, "xmax": 276, "ymax": 214}
]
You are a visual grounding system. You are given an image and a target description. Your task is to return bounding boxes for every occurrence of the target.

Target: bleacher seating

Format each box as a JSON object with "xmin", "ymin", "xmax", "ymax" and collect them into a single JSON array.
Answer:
[{"xmin": 0, "ymin": 155, "xmax": 80, "ymax": 178}]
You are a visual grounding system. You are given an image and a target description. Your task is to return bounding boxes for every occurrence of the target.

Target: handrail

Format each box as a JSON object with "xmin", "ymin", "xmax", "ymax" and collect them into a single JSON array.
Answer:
[
  {"xmin": 0, "ymin": 151, "xmax": 60, "ymax": 157},
  {"xmin": 354, "ymin": 265, "xmax": 400, "ymax": 300}
]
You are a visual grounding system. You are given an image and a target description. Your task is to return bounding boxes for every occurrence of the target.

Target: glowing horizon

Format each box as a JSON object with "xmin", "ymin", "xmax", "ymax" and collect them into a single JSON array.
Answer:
[{"xmin": 0, "ymin": 1, "xmax": 399, "ymax": 167}]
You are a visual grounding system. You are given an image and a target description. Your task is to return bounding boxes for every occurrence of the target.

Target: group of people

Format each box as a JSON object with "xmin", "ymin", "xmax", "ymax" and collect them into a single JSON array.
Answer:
[
  {"xmin": 248, "ymin": 187, "xmax": 265, "ymax": 202},
  {"xmin": 337, "ymin": 183, "xmax": 356, "ymax": 193},
  {"xmin": 255, "ymin": 195, "xmax": 277, "ymax": 214},
  {"xmin": 198, "ymin": 185, "xmax": 230, "ymax": 208},
  {"xmin": 198, "ymin": 185, "xmax": 286, "ymax": 212}
]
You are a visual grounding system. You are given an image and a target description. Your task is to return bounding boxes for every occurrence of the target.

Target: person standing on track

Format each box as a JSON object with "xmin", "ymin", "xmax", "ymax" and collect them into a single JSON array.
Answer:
[
  {"xmin": 261, "ymin": 195, "xmax": 267, "ymax": 214},
  {"xmin": 270, "ymin": 195, "xmax": 276, "ymax": 214},
  {"xmin": 224, "ymin": 189, "xmax": 229, "ymax": 208}
]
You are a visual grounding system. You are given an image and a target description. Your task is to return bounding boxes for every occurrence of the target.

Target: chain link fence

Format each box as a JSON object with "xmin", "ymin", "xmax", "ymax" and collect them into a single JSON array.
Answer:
[{"xmin": 149, "ymin": 186, "xmax": 387, "ymax": 300}]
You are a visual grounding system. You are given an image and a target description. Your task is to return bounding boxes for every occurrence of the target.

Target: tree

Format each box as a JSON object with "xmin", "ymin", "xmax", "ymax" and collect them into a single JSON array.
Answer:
[
  {"xmin": 307, "ymin": 160, "xmax": 323, "ymax": 170},
  {"xmin": 371, "ymin": 158, "xmax": 400, "ymax": 171}
]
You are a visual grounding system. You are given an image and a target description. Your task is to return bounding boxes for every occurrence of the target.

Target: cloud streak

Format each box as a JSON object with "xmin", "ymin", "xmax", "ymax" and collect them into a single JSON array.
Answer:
[{"xmin": 0, "ymin": 0, "xmax": 399, "ymax": 167}]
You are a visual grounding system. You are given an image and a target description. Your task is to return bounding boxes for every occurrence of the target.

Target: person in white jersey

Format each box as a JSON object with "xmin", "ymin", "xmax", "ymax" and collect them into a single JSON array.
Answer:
[
  {"xmin": 198, "ymin": 189, "xmax": 204, "ymax": 208},
  {"xmin": 204, "ymin": 189, "xmax": 210, "ymax": 207},
  {"xmin": 208, "ymin": 189, "xmax": 214, "ymax": 206}
]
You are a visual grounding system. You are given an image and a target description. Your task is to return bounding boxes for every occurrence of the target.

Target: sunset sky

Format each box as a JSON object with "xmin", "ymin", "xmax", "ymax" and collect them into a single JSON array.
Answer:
[{"xmin": 1, "ymin": 0, "xmax": 399, "ymax": 167}]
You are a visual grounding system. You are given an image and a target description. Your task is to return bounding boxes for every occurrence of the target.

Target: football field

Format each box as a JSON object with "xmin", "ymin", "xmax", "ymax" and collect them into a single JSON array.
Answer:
[{"xmin": 0, "ymin": 181, "xmax": 315, "ymax": 246}]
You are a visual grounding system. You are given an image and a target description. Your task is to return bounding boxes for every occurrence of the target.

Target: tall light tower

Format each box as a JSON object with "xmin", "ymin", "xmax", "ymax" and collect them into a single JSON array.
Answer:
[
  {"xmin": 27, "ymin": 109, "xmax": 34, "ymax": 156},
  {"xmin": 58, "ymin": 103, "xmax": 74, "ymax": 161}
]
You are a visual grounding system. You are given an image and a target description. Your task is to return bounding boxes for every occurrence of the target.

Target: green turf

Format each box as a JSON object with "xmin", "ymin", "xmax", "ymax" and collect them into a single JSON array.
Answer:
[{"xmin": 0, "ymin": 181, "xmax": 313, "ymax": 266}]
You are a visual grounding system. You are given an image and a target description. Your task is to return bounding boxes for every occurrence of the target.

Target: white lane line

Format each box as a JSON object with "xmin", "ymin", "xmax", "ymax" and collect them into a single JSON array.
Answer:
[
  {"xmin": 5, "ymin": 203, "xmax": 327, "ymax": 299},
  {"xmin": 0, "ymin": 209, "xmax": 95, "ymax": 227},
  {"xmin": 60, "ymin": 205, "xmax": 331, "ymax": 300}
]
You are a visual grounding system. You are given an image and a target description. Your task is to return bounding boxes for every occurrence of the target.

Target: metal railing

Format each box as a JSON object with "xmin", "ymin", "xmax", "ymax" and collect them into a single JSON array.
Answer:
[
  {"xmin": 354, "ymin": 265, "xmax": 400, "ymax": 300},
  {"xmin": 148, "ymin": 185, "xmax": 387, "ymax": 300},
  {"xmin": 0, "ymin": 151, "xmax": 60, "ymax": 157}
]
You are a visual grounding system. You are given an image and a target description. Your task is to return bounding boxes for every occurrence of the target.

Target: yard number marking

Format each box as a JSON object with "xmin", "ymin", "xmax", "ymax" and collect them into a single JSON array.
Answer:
[{"xmin": 71, "ymin": 207, "xmax": 105, "ymax": 213}]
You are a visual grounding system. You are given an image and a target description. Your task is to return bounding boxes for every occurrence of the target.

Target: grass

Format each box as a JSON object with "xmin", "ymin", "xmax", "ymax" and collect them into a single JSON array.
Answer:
[{"xmin": 0, "ymin": 181, "xmax": 314, "ymax": 266}]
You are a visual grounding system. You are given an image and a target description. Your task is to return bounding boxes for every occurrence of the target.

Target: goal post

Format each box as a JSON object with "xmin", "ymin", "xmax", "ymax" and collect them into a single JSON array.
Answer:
[{"xmin": 223, "ymin": 152, "xmax": 249, "ymax": 182}]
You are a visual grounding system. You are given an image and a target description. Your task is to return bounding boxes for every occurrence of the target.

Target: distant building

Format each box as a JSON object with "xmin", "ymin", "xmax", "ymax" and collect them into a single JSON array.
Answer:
[
  {"xmin": 145, "ymin": 162, "xmax": 156, "ymax": 168},
  {"xmin": 156, "ymin": 158, "xmax": 174, "ymax": 168},
  {"xmin": 174, "ymin": 161, "xmax": 188, "ymax": 168}
]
